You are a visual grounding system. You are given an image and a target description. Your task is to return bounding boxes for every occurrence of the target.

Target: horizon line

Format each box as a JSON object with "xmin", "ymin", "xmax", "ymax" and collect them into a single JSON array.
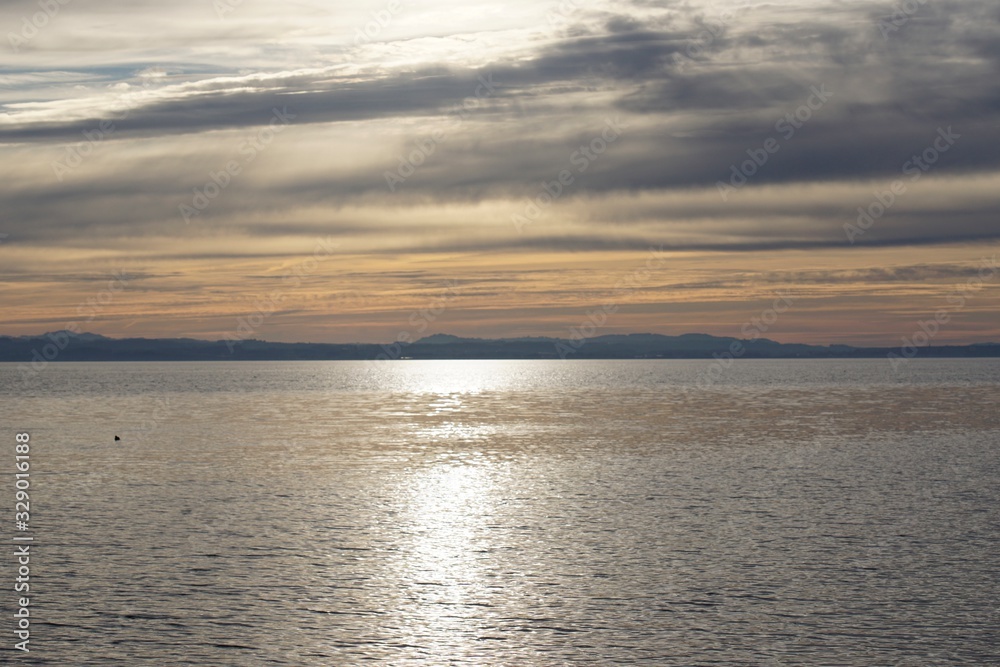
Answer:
[{"xmin": 3, "ymin": 329, "xmax": 998, "ymax": 351}]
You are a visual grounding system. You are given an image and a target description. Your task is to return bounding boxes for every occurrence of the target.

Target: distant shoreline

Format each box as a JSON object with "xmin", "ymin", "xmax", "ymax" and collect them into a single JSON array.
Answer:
[{"xmin": 2, "ymin": 331, "xmax": 998, "ymax": 364}]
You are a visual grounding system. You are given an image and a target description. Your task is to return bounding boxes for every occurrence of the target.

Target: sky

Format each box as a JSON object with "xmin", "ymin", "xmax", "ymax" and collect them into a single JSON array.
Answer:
[{"xmin": 1, "ymin": 0, "xmax": 998, "ymax": 345}]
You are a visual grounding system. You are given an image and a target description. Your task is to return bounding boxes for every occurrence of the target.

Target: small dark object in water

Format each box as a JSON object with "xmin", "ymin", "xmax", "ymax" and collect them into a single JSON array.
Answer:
[{"xmin": 114, "ymin": 435, "xmax": 121, "ymax": 441}]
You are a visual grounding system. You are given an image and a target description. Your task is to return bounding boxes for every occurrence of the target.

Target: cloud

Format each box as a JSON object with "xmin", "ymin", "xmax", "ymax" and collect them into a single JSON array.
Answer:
[{"xmin": 1, "ymin": 0, "xmax": 998, "ymax": 343}]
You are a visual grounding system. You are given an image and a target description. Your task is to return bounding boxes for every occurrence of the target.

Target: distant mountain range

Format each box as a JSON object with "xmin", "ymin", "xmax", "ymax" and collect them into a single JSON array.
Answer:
[{"xmin": 1, "ymin": 330, "xmax": 998, "ymax": 363}]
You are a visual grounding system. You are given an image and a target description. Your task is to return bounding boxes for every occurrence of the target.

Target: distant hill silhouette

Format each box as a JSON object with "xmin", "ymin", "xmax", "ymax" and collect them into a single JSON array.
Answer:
[{"xmin": 1, "ymin": 330, "xmax": 998, "ymax": 363}]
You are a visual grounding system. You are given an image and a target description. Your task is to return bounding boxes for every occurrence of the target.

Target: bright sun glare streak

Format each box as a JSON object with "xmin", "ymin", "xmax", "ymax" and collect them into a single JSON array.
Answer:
[
  {"xmin": 395, "ymin": 458, "xmax": 501, "ymax": 641},
  {"xmin": 399, "ymin": 359, "xmax": 529, "ymax": 396},
  {"xmin": 398, "ymin": 360, "xmax": 526, "ymax": 443},
  {"xmin": 407, "ymin": 461, "xmax": 493, "ymax": 586}
]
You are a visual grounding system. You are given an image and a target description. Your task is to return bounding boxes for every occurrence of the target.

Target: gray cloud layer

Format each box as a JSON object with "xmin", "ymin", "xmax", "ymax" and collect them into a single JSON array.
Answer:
[{"xmin": 1, "ymin": 0, "xmax": 999, "ymax": 253}]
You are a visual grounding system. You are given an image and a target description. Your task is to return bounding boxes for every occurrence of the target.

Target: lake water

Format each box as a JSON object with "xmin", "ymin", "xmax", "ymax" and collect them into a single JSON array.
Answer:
[{"xmin": 2, "ymin": 359, "xmax": 999, "ymax": 665}]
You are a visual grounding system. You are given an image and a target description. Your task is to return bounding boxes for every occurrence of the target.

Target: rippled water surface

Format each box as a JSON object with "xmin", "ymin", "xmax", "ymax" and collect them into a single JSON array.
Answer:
[{"xmin": 2, "ymin": 359, "xmax": 999, "ymax": 665}]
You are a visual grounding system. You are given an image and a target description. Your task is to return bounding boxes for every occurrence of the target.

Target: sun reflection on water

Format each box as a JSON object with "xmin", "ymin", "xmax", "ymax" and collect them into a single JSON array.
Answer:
[
  {"xmin": 406, "ymin": 460, "xmax": 494, "ymax": 586},
  {"xmin": 393, "ymin": 457, "xmax": 504, "ymax": 646}
]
